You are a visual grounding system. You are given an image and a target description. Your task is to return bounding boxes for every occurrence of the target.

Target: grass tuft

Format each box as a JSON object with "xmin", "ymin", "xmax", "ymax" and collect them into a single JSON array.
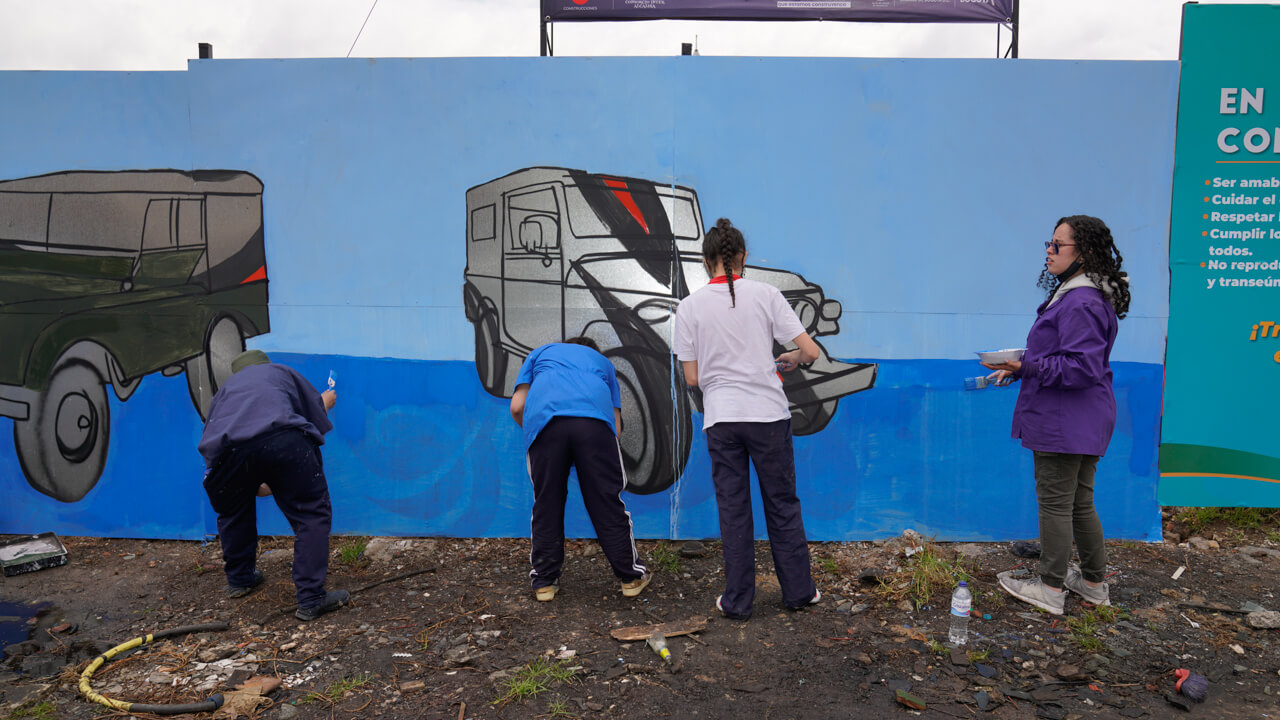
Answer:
[
  {"xmin": 545, "ymin": 696, "xmax": 578, "ymax": 717},
  {"xmin": 5, "ymin": 700, "xmax": 56, "ymax": 720},
  {"xmin": 494, "ymin": 658, "xmax": 576, "ymax": 707},
  {"xmin": 1176, "ymin": 507, "xmax": 1280, "ymax": 535},
  {"xmin": 1066, "ymin": 604, "xmax": 1118, "ymax": 652},
  {"xmin": 875, "ymin": 540, "xmax": 973, "ymax": 608},
  {"xmin": 302, "ymin": 673, "xmax": 373, "ymax": 704},
  {"xmin": 967, "ymin": 647, "xmax": 991, "ymax": 662},
  {"xmin": 336, "ymin": 537, "xmax": 369, "ymax": 568},
  {"xmin": 648, "ymin": 542, "xmax": 681, "ymax": 573}
]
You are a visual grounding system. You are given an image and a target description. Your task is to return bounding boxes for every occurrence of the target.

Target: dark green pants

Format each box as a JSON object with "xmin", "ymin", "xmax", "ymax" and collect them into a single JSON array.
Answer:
[{"xmin": 1033, "ymin": 451, "xmax": 1107, "ymax": 589}]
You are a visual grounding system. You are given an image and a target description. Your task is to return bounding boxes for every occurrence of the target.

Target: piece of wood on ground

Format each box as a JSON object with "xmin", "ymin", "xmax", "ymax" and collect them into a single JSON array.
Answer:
[
  {"xmin": 610, "ymin": 616, "xmax": 708, "ymax": 642},
  {"xmin": 895, "ymin": 688, "xmax": 927, "ymax": 710},
  {"xmin": 235, "ymin": 675, "xmax": 283, "ymax": 694}
]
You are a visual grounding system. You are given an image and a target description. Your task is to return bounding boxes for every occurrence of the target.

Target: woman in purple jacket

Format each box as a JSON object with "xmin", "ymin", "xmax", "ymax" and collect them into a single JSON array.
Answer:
[{"xmin": 982, "ymin": 215, "xmax": 1130, "ymax": 615}]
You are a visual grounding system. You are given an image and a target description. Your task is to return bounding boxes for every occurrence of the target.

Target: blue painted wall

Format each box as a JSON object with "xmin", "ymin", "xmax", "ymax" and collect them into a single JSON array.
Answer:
[{"xmin": 0, "ymin": 57, "xmax": 1177, "ymax": 540}]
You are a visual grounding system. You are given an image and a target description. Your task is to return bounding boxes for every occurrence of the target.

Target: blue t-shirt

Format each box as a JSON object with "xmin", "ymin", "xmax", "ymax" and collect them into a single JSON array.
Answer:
[{"xmin": 515, "ymin": 343, "xmax": 621, "ymax": 451}]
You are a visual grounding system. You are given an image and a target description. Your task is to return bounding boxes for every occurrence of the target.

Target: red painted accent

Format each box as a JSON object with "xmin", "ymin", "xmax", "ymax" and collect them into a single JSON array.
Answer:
[
  {"xmin": 602, "ymin": 178, "xmax": 650, "ymax": 234},
  {"xmin": 707, "ymin": 275, "xmax": 742, "ymax": 285},
  {"xmin": 241, "ymin": 265, "xmax": 267, "ymax": 285}
]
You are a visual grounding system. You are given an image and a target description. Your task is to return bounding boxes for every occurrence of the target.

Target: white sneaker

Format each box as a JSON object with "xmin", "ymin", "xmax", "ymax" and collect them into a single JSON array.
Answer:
[
  {"xmin": 1063, "ymin": 565, "xmax": 1110, "ymax": 605},
  {"xmin": 998, "ymin": 571, "xmax": 1065, "ymax": 615}
]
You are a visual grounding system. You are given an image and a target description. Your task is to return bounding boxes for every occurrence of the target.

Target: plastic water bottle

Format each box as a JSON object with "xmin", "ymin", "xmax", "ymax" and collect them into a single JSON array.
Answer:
[
  {"xmin": 949, "ymin": 581, "xmax": 972, "ymax": 645},
  {"xmin": 647, "ymin": 633, "xmax": 672, "ymax": 663}
]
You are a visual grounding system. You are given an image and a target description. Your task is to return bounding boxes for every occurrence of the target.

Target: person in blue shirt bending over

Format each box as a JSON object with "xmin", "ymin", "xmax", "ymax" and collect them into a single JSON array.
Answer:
[
  {"xmin": 198, "ymin": 349, "xmax": 348, "ymax": 622},
  {"xmin": 510, "ymin": 337, "xmax": 652, "ymax": 602}
]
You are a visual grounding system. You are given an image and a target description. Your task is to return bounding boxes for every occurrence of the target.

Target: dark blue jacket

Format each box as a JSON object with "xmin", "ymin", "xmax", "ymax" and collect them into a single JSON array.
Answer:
[{"xmin": 198, "ymin": 363, "xmax": 332, "ymax": 467}]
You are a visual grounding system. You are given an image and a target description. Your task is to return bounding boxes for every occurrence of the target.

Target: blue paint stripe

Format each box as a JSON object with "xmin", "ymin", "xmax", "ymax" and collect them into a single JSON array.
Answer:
[{"xmin": 0, "ymin": 356, "xmax": 1162, "ymax": 541}]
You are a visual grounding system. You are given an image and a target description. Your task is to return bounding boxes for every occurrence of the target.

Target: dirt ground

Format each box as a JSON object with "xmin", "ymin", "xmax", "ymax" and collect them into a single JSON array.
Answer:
[{"xmin": 2, "ymin": 510, "xmax": 1279, "ymax": 720}]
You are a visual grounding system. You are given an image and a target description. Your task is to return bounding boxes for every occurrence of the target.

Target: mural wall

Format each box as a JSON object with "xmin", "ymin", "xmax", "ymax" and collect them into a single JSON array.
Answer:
[{"xmin": 0, "ymin": 57, "xmax": 1178, "ymax": 541}]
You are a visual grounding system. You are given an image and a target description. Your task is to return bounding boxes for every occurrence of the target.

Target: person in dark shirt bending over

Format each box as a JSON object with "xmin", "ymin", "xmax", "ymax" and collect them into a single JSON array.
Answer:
[{"xmin": 198, "ymin": 349, "xmax": 348, "ymax": 621}]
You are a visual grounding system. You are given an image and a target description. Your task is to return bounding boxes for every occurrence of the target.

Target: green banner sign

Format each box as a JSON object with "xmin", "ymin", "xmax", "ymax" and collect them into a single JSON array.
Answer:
[{"xmin": 1161, "ymin": 3, "xmax": 1280, "ymax": 506}]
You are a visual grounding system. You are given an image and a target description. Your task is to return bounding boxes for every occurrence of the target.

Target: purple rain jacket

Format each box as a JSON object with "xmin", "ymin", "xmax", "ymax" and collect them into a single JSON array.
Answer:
[
  {"xmin": 198, "ymin": 363, "xmax": 333, "ymax": 467},
  {"xmin": 1011, "ymin": 283, "xmax": 1119, "ymax": 457}
]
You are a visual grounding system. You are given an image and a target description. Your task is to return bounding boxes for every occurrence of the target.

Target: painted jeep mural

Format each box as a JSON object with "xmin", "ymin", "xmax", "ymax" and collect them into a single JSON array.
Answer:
[
  {"xmin": 462, "ymin": 167, "xmax": 876, "ymax": 495},
  {"xmin": 0, "ymin": 170, "xmax": 270, "ymax": 502}
]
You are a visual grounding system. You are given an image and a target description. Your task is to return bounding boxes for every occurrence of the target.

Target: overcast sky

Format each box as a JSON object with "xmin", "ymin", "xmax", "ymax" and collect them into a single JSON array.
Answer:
[{"xmin": 0, "ymin": 0, "xmax": 1271, "ymax": 69}]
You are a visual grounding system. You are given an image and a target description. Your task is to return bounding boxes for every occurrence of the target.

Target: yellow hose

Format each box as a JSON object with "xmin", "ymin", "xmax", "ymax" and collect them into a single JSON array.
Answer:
[{"xmin": 78, "ymin": 623, "xmax": 229, "ymax": 715}]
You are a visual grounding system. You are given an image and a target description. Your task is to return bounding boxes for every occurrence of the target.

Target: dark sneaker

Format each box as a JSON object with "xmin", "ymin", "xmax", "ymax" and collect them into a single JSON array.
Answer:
[
  {"xmin": 225, "ymin": 569, "xmax": 265, "ymax": 599},
  {"xmin": 620, "ymin": 572, "xmax": 652, "ymax": 598},
  {"xmin": 1063, "ymin": 565, "xmax": 1110, "ymax": 605},
  {"xmin": 715, "ymin": 595, "xmax": 751, "ymax": 621},
  {"xmin": 998, "ymin": 571, "xmax": 1065, "ymax": 615},
  {"xmin": 788, "ymin": 588, "xmax": 822, "ymax": 610},
  {"xmin": 295, "ymin": 589, "xmax": 350, "ymax": 621}
]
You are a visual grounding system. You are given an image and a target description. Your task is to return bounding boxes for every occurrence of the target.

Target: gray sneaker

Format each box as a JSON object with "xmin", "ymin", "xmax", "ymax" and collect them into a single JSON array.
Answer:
[
  {"xmin": 998, "ymin": 571, "xmax": 1066, "ymax": 615},
  {"xmin": 1063, "ymin": 565, "xmax": 1110, "ymax": 606}
]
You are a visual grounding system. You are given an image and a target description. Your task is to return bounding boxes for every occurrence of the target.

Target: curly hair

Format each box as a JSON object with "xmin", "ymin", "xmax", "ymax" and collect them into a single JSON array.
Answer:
[
  {"xmin": 702, "ymin": 217, "xmax": 747, "ymax": 307},
  {"xmin": 1037, "ymin": 215, "xmax": 1131, "ymax": 319}
]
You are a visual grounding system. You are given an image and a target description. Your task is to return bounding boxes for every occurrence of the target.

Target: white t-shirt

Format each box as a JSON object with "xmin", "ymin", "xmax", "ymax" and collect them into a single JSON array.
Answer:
[{"xmin": 674, "ymin": 277, "xmax": 806, "ymax": 430}]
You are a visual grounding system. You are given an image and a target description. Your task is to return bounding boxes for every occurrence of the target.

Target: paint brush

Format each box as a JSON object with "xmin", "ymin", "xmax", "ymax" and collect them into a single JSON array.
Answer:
[{"xmin": 964, "ymin": 374, "xmax": 1012, "ymax": 391}]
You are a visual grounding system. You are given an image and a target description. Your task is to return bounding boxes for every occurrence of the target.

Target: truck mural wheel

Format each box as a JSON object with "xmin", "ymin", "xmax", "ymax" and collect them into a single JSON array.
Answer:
[
  {"xmin": 186, "ymin": 316, "xmax": 245, "ymax": 421},
  {"xmin": 474, "ymin": 312, "xmax": 509, "ymax": 397},
  {"xmin": 607, "ymin": 347, "xmax": 691, "ymax": 496},
  {"xmin": 13, "ymin": 361, "xmax": 109, "ymax": 502},
  {"xmin": 791, "ymin": 400, "xmax": 840, "ymax": 436}
]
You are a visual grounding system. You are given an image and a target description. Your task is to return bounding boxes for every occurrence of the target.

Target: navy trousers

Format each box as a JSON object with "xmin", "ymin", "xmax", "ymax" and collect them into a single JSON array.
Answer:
[
  {"xmin": 203, "ymin": 428, "xmax": 332, "ymax": 607},
  {"xmin": 526, "ymin": 416, "xmax": 646, "ymax": 588},
  {"xmin": 706, "ymin": 419, "xmax": 815, "ymax": 619}
]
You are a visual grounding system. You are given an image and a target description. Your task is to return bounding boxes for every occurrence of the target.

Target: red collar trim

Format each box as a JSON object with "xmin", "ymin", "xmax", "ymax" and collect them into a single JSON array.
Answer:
[{"xmin": 708, "ymin": 274, "xmax": 741, "ymax": 285}]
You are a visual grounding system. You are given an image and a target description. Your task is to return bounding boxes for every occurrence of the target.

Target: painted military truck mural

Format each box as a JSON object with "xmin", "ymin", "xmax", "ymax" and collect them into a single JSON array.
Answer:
[
  {"xmin": 0, "ymin": 170, "xmax": 270, "ymax": 502},
  {"xmin": 462, "ymin": 167, "xmax": 876, "ymax": 495}
]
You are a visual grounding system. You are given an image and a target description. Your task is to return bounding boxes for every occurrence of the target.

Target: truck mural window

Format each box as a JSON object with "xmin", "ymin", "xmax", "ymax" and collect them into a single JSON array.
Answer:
[
  {"xmin": 0, "ymin": 170, "xmax": 270, "ymax": 503},
  {"xmin": 463, "ymin": 167, "xmax": 877, "ymax": 496}
]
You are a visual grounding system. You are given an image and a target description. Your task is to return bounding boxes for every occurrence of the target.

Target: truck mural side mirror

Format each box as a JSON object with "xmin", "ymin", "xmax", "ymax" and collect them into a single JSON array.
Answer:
[
  {"xmin": 519, "ymin": 218, "xmax": 543, "ymax": 251},
  {"xmin": 519, "ymin": 215, "xmax": 559, "ymax": 253}
]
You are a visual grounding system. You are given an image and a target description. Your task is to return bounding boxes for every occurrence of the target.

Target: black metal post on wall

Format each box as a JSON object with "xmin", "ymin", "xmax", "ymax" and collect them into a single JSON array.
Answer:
[
  {"xmin": 541, "ymin": 17, "xmax": 553, "ymax": 56},
  {"xmin": 1010, "ymin": 0, "xmax": 1019, "ymax": 59},
  {"xmin": 198, "ymin": 42, "xmax": 213, "ymax": 59}
]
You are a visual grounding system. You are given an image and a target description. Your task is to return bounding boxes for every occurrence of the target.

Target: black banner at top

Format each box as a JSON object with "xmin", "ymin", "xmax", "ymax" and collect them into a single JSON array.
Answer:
[{"xmin": 543, "ymin": 0, "xmax": 1013, "ymax": 23}]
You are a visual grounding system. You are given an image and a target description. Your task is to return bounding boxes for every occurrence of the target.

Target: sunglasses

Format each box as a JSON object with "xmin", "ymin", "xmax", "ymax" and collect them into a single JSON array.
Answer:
[{"xmin": 1044, "ymin": 241, "xmax": 1076, "ymax": 254}]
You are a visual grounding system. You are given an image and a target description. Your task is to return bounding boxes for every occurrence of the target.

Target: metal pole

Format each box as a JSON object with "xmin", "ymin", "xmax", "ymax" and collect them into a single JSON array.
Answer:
[
  {"xmin": 198, "ymin": 43, "xmax": 213, "ymax": 59},
  {"xmin": 1010, "ymin": 0, "xmax": 1019, "ymax": 59}
]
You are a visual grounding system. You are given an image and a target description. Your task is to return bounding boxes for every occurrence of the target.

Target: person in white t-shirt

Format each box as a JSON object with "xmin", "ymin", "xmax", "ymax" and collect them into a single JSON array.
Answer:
[{"xmin": 674, "ymin": 217, "xmax": 822, "ymax": 621}]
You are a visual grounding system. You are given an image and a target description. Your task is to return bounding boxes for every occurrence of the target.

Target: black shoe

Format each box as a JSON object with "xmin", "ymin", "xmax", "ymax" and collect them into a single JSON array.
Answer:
[
  {"xmin": 1010, "ymin": 540, "xmax": 1042, "ymax": 559},
  {"xmin": 295, "ymin": 589, "xmax": 350, "ymax": 621},
  {"xmin": 225, "ymin": 569, "xmax": 265, "ymax": 598}
]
